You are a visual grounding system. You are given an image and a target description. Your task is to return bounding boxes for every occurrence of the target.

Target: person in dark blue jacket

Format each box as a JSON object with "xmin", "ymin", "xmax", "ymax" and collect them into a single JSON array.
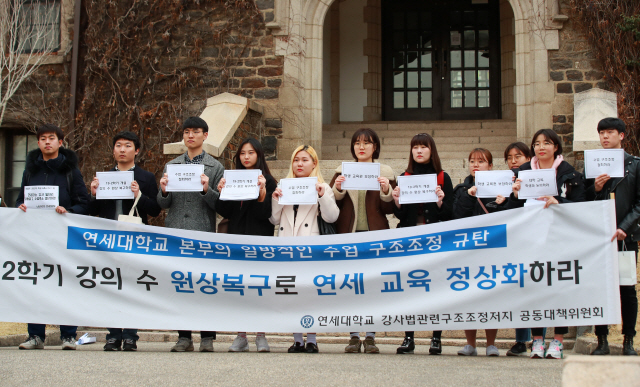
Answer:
[
  {"xmin": 88, "ymin": 131, "xmax": 161, "ymax": 352},
  {"xmin": 16, "ymin": 124, "xmax": 90, "ymax": 351}
]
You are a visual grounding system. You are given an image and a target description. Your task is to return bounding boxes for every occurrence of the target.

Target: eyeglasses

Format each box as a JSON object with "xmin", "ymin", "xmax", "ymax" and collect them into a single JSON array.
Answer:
[
  {"xmin": 533, "ymin": 141, "xmax": 554, "ymax": 149},
  {"xmin": 354, "ymin": 141, "xmax": 373, "ymax": 147}
]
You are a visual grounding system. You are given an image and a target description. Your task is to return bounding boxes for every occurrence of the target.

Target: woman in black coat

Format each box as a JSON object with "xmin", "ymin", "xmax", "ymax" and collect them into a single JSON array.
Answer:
[
  {"xmin": 510, "ymin": 129, "xmax": 585, "ymax": 360},
  {"xmin": 391, "ymin": 133, "xmax": 453, "ymax": 356},
  {"xmin": 452, "ymin": 148, "xmax": 505, "ymax": 357},
  {"xmin": 216, "ymin": 138, "xmax": 276, "ymax": 353}
]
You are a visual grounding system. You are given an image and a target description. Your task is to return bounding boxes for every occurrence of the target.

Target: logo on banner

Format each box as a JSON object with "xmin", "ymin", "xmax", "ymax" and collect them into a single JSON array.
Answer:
[{"xmin": 300, "ymin": 315, "xmax": 314, "ymax": 328}]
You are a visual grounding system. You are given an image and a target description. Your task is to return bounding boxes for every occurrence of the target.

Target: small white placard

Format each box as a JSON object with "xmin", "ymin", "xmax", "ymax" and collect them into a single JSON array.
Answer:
[
  {"xmin": 24, "ymin": 186, "xmax": 59, "ymax": 210},
  {"xmin": 475, "ymin": 170, "xmax": 514, "ymax": 198},
  {"xmin": 397, "ymin": 174, "xmax": 438, "ymax": 204},
  {"xmin": 584, "ymin": 149, "xmax": 625, "ymax": 179},
  {"xmin": 166, "ymin": 164, "xmax": 205, "ymax": 192},
  {"xmin": 220, "ymin": 169, "xmax": 261, "ymax": 201},
  {"xmin": 524, "ymin": 199, "xmax": 546, "ymax": 207},
  {"xmin": 96, "ymin": 171, "xmax": 135, "ymax": 200},
  {"xmin": 278, "ymin": 177, "xmax": 318, "ymax": 205},
  {"xmin": 518, "ymin": 169, "xmax": 558, "ymax": 200},
  {"xmin": 341, "ymin": 162, "xmax": 381, "ymax": 191}
]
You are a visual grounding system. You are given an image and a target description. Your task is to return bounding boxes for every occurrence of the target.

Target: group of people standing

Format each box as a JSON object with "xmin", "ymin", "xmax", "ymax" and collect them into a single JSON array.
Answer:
[{"xmin": 12, "ymin": 116, "xmax": 638, "ymax": 358}]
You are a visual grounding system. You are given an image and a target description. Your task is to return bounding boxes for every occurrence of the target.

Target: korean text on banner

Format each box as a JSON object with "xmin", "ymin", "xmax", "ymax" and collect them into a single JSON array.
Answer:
[
  {"xmin": 96, "ymin": 171, "xmax": 135, "ymax": 200},
  {"xmin": 0, "ymin": 200, "xmax": 620, "ymax": 333},
  {"xmin": 518, "ymin": 169, "xmax": 558, "ymax": 200},
  {"xmin": 278, "ymin": 177, "xmax": 318, "ymax": 205},
  {"xmin": 165, "ymin": 164, "xmax": 205, "ymax": 192},
  {"xmin": 220, "ymin": 169, "xmax": 261, "ymax": 201},
  {"xmin": 341, "ymin": 162, "xmax": 381, "ymax": 191},
  {"xmin": 24, "ymin": 186, "xmax": 59, "ymax": 210},
  {"xmin": 584, "ymin": 149, "xmax": 625, "ymax": 179},
  {"xmin": 397, "ymin": 174, "xmax": 438, "ymax": 204},
  {"xmin": 475, "ymin": 170, "xmax": 514, "ymax": 198}
]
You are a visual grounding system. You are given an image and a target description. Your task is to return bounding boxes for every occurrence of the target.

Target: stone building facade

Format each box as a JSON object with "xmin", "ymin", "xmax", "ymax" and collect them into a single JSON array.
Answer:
[{"xmin": 0, "ymin": 0, "xmax": 613, "ymax": 203}]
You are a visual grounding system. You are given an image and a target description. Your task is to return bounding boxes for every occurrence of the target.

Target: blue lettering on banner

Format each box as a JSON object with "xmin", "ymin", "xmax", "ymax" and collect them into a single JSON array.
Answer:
[{"xmin": 66, "ymin": 225, "xmax": 507, "ymax": 262}]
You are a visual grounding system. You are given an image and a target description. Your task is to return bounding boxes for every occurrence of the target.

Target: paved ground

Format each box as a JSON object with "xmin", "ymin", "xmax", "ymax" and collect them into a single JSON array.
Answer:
[{"xmin": 0, "ymin": 342, "xmax": 566, "ymax": 386}]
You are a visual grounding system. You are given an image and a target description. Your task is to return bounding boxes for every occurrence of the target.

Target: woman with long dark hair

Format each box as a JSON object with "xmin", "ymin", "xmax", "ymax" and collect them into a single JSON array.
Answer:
[
  {"xmin": 391, "ymin": 133, "xmax": 453, "ymax": 355},
  {"xmin": 216, "ymin": 137, "xmax": 276, "ymax": 352}
]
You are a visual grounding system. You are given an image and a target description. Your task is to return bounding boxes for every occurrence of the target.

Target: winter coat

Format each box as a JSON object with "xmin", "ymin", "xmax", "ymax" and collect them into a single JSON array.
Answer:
[
  {"xmin": 328, "ymin": 164, "xmax": 396, "ymax": 233},
  {"xmin": 507, "ymin": 160, "xmax": 585, "ymax": 209},
  {"xmin": 216, "ymin": 173, "xmax": 277, "ymax": 236},
  {"xmin": 16, "ymin": 148, "xmax": 89, "ymax": 214},
  {"xmin": 394, "ymin": 170, "xmax": 454, "ymax": 227},
  {"xmin": 453, "ymin": 175, "xmax": 506, "ymax": 219},
  {"xmin": 586, "ymin": 152, "xmax": 640, "ymax": 241},
  {"xmin": 157, "ymin": 152, "xmax": 224, "ymax": 232},
  {"xmin": 269, "ymin": 183, "xmax": 340, "ymax": 237},
  {"xmin": 89, "ymin": 166, "xmax": 161, "ymax": 224}
]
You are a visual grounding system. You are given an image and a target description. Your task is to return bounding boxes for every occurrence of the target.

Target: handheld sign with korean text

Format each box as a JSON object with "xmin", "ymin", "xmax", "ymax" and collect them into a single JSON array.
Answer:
[
  {"xmin": 397, "ymin": 174, "xmax": 438, "ymax": 204},
  {"xmin": 278, "ymin": 177, "xmax": 318, "ymax": 205},
  {"xmin": 584, "ymin": 149, "xmax": 624, "ymax": 179},
  {"xmin": 220, "ymin": 169, "xmax": 261, "ymax": 201},
  {"xmin": 475, "ymin": 170, "xmax": 514, "ymax": 198},
  {"xmin": 166, "ymin": 164, "xmax": 205, "ymax": 192},
  {"xmin": 96, "ymin": 171, "xmax": 135, "ymax": 200},
  {"xmin": 24, "ymin": 186, "xmax": 59, "ymax": 210},
  {"xmin": 341, "ymin": 162, "xmax": 381, "ymax": 191},
  {"xmin": 518, "ymin": 169, "xmax": 558, "ymax": 200}
]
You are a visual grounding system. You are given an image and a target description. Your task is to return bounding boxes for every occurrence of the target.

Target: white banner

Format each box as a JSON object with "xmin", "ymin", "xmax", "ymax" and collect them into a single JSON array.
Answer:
[{"xmin": 0, "ymin": 201, "xmax": 620, "ymax": 332}]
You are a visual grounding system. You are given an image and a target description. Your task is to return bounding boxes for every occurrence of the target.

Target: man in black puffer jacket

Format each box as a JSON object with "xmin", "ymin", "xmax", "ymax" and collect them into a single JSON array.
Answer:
[
  {"xmin": 15, "ymin": 124, "xmax": 89, "ymax": 351},
  {"xmin": 586, "ymin": 117, "xmax": 639, "ymax": 357}
]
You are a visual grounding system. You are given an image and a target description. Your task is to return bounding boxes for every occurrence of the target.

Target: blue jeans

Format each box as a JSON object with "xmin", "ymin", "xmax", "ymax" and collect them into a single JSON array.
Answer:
[
  {"xmin": 515, "ymin": 328, "xmax": 546, "ymax": 342},
  {"xmin": 28, "ymin": 323, "xmax": 76, "ymax": 341},
  {"xmin": 107, "ymin": 328, "xmax": 139, "ymax": 341}
]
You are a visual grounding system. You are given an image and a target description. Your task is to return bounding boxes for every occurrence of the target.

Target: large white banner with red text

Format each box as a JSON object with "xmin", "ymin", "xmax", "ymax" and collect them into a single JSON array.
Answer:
[{"xmin": 0, "ymin": 201, "xmax": 621, "ymax": 332}]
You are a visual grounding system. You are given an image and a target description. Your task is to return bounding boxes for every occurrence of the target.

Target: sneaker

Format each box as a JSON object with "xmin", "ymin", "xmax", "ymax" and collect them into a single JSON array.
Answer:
[
  {"xmin": 457, "ymin": 344, "xmax": 477, "ymax": 356},
  {"xmin": 61, "ymin": 337, "xmax": 76, "ymax": 350},
  {"xmin": 486, "ymin": 345, "xmax": 500, "ymax": 357},
  {"xmin": 288, "ymin": 342, "xmax": 305, "ymax": 353},
  {"xmin": 19, "ymin": 335, "xmax": 44, "ymax": 350},
  {"xmin": 506, "ymin": 342, "xmax": 527, "ymax": 356},
  {"xmin": 255, "ymin": 336, "xmax": 270, "ymax": 352},
  {"xmin": 170, "ymin": 337, "xmax": 194, "ymax": 352},
  {"xmin": 345, "ymin": 337, "xmax": 362, "ymax": 353},
  {"xmin": 199, "ymin": 337, "xmax": 214, "ymax": 352},
  {"xmin": 123, "ymin": 339, "xmax": 137, "ymax": 351},
  {"xmin": 545, "ymin": 339, "xmax": 563, "ymax": 359},
  {"xmin": 228, "ymin": 335, "xmax": 249, "ymax": 352},
  {"xmin": 396, "ymin": 336, "xmax": 415, "ymax": 354},
  {"xmin": 429, "ymin": 337, "xmax": 442, "ymax": 355},
  {"xmin": 103, "ymin": 338, "xmax": 122, "ymax": 351},
  {"xmin": 363, "ymin": 336, "xmax": 379, "ymax": 354},
  {"xmin": 305, "ymin": 342, "xmax": 319, "ymax": 353},
  {"xmin": 530, "ymin": 339, "xmax": 545, "ymax": 359}
]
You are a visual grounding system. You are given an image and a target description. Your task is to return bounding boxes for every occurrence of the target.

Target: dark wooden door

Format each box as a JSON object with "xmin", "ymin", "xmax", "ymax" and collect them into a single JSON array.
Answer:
[{"xmin": 382, "ymin": 0, "xmax": 501, "ymax": 121}]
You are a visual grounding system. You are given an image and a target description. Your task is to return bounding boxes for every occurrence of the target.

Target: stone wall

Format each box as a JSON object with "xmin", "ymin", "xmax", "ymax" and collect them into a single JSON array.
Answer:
[
  {"xmin": 218, "ymin": 108, "xmax": 266, "ymax": 169},
  {"xmin": 549, "ymin": 0, "xmax": 608, "ymax": 155}
]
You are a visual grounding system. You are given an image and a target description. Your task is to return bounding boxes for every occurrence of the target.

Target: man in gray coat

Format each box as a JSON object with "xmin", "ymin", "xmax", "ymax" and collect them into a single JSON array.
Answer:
[{"xmin": 158, "ymin": 116, "xmax": 224, "ymax": 353}]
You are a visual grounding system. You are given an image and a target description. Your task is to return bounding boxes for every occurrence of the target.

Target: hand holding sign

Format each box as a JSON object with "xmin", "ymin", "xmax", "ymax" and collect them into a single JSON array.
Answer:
[
  {"xmin": 475, "ymin": 170, "xmax": 514, "ymax": 198},
  {"xmin": 165, "ymin": 164, "xmax": 206, "ymax": 192},
  {"xmin": 95, "ymin": 171, "xmax": 135, "ymax": 200},
  {"xmin": 396, "ymin": 174, "xmax": 438, "ymax": 204},
  {"xmin": 24, "ymin": 186, "xmax": 59, "ymax": 211},
  {"xmin": 277, "ymin": 177, "xmax": 318, "ymax": 205},
  {"xmin": 584, "ymin": 149, "xmax": 624, "ymax": 179},
  {"xmin": 219, "ymin": 169, "xmax": 261, "ymax": 201},
  {"xmin": 517, "ymin": 169, "xmax": 558, "ymax": 200},
  {"xmin": 341, "ymin": 162, "xmax": 381, "ymax": 191}
]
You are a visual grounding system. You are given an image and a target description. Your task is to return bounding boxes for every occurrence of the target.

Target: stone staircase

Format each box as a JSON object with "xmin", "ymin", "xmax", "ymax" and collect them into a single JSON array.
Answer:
[{"xmin": 269, "ymin": 120, "xmax": 518, "ymax": 185}]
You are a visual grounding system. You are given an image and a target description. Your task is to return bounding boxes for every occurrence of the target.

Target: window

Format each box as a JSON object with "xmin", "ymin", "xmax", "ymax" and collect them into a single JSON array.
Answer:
[
  {"xmin": 4, "ymin": 131, "xmax": 38, "ymax": 207},
  {"xmin": 17, "ymin": 0, "xmax": 61, "ymax": 53}
]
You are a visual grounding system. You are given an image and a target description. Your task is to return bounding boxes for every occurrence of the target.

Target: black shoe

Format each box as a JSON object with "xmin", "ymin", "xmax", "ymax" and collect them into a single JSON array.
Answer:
[
  {"xmin": 429, "ymin": 337, "xmax": 442, "ymax": 355},
  {"xmin": 288, "ymin": 342, "xmax": 305, "ymax": 353},
  {"xmin": 103, "ymin": 338, "xmax": 122, "ymax": 351},
  {"xmin": 123, "ymin": 339, "xmax": 137, "ymax": 351},
  {"xmin": 623, "ymin": 335, "xmax": 638, "ymax": 356},
  {"xmin": 591, "ymin": 335, "xmax": 610, "ymax": 355},
  {"xmin": 506, "ymin": 342, "xmax": 527, "ymax": 356},
  {"xmin": 396, "ymin": 336, "xmax": 415, "ymax": 354},
  {"xmin": 305, "ymin": 342, "xmax": 319, "ymax": 353}
]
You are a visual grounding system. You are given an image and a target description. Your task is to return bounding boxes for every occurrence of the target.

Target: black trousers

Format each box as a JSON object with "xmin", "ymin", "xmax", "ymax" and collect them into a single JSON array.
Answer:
[
  {"xmin": 595, "ymin": 240, "xmax": 638, "ymax": 337},
  {"xmin": 405, "ymin": 331, "xmax": 441, "ymax": 339},
  {"xmin": 178, "ymin": 330, "xmax": 216, "ymax": 339},
  {"xmin": 531, "ymin": 327, "xmax": 568, "ymax": 336}
]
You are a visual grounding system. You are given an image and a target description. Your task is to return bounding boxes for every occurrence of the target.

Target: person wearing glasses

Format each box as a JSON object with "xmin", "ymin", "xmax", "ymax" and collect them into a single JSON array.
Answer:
[{"xmin": 329, "ymin": 128, "xmax": 396, "ymax": 354}]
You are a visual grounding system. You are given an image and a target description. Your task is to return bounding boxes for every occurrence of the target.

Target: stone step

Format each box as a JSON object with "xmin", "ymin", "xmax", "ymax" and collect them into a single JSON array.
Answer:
[
  {"xmin": 323, "ymin": 128, "xmax": 516, "ymax": 140},
  {"xmin": 322, "ymin": 120, "xmax": 517, "ymax": 132},
  {"xmin": 328, "ymin": 143, "xmax": 513, "ymax": 154}
]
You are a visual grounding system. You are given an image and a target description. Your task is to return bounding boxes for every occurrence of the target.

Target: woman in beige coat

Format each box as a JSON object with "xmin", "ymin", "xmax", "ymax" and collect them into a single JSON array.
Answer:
[{"xmin": 270, "ymin": 145, "xmax": 339, "ymax": 352}]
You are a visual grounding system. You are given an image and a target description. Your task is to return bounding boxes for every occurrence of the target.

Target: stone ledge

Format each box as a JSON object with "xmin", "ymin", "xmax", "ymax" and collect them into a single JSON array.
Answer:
[{"xmin": 562, "ymin": 355, "xmax": 640, "ymax": 387}]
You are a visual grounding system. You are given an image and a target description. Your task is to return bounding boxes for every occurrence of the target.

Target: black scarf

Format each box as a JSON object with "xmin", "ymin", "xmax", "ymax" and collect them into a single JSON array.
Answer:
[{"xmin": 412, "ymin": 162, "xmax": 436, "ymax": 176}]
